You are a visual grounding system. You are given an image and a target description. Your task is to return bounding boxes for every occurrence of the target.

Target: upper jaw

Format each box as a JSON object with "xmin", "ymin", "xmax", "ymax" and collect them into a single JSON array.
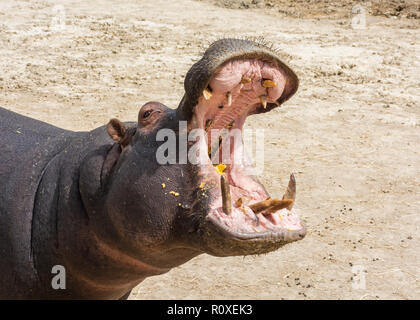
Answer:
[{"xmin": 177, "ymin": 38, "xmax": 299, "ymax": 120}]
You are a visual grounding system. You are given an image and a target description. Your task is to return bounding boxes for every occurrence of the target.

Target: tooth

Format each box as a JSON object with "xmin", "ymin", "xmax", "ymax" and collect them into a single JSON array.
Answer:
[
  {"xmin": 226, "ymin": 120, "xmax": 234, "ymax": 129},
  {"xmin": 209, "ymin": 128, "xmax": 230, "ymax": 159},
  {"xmin": 260, "ymin": 95, "xmax": 267, "ymax": 109},
  {"xmin": 262, "ymin": 79, "xmax": 277, "ymax": 88},
  {"xmin": 249, "ymin": 198, "xmax": 292, "ymax": 214},
  {"xmin": 205, "ymin": 119, "xmax": 213, "ymax": 131},
  {"xmin": 240, "ymin": 76, "xmax": 251, "ymax": 84},
  {"xmin": 282, "ymin": 173, "xmax": 296, "ymax": 210},
  {"xmin": 203, "ymin": 87, "xmax": 212, "ymax": 100},
  {"xmin": 226, "ymin": 92, "xmax": 232, "ymax": 107},
  {"xmin": 235, "ymin": 197, "xmax": 243, "ymax": 208},
  {"xmin": 220, "ymin": 175, "xmax": 232, "ymax": 215},
  {"xmin": 262, "ymin": 199, "xmax": 293, "ymax": 215},
  {"xmin": 274, "ymin": 100, "xmax": 281, "ymax": 106}
]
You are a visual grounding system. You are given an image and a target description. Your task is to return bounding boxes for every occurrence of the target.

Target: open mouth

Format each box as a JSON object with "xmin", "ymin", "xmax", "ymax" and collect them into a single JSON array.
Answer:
[{"xmin": 187, "ymin": 55, "xmax": 306, "ymax": 244}]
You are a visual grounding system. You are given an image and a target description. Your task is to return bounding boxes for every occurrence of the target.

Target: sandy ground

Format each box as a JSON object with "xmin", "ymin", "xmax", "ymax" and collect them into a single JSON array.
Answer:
[{"xmin": 0, "ymin": 0, "xmax": 419, "ymax": 299}]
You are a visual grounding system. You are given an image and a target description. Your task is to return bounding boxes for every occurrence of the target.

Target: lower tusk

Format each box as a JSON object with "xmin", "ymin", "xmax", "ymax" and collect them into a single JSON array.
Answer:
[
  {"xmin": 221, "ymin": 175, "xmax": 232, "ymax": 215},
  {"xmin": 249, "ymin": 198, "xmax": 292, "ymax": 214},
  {"xmin": 282, "ymin": 173, "xmax": 296, "ymax": 210},
  {"xmin": 262, "ymin": 199, "xmax": 293, "ymax": 215}
]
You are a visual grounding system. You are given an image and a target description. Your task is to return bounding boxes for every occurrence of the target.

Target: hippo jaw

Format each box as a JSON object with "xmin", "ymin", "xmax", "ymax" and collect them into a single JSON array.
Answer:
[
  {"xmin": 200, "ymin": 163, "xmax": 306, "ymax": 257},
  {"xmin": 178, "ymin": 39, "xmax": 306, "ymax": 256}
]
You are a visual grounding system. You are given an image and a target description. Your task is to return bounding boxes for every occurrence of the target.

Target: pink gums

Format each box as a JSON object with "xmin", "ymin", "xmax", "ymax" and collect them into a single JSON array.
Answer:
[{"xmin": 191, "ymin": 58, "xmax": 302, "ymax": 233}]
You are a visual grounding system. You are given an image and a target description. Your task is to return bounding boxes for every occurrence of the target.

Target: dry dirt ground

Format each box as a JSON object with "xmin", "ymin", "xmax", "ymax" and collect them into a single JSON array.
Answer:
[{"xmin": 0, "ymin": 0, "xmax": 419, "ymax": 299}]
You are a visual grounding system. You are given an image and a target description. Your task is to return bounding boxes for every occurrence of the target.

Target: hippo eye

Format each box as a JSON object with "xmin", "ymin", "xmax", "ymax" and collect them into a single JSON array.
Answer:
[{"xmin": 143, "ymin": 110, "xmax": 153, "ymax": 118}]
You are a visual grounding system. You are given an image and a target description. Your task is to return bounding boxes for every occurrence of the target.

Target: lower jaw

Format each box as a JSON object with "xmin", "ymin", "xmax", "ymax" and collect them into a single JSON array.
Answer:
[
  {"xmin": 191, "ymin": 129, "xmax": 305, "ymax": 238},
  {"xmin": 196, "ymin": 169, "xmax": 306, "ymax": 256},
  {"xmin": 199, "ymin": 215, "xmax": 307, "ymax": 257}
]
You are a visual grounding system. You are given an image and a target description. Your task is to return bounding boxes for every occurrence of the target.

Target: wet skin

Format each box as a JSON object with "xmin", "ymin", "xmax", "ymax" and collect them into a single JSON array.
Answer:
[{"xmin": 0, "ymin": 39, "xmax": 305, "ymax": 299}]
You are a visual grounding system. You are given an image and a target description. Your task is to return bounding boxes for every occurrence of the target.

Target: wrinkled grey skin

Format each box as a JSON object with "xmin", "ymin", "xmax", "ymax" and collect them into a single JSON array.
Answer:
[{"xmin": 0, "ymin": 39, "xmax": 303, "ymax": 299}]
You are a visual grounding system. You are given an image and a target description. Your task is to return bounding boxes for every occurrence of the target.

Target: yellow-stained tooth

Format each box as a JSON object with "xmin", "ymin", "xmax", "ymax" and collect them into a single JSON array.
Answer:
[
  {"xmin": 282, "ymin": 173, "xmax": 296, "ymax": 210},
  {"xmin": 240, "ymin": 76, "xmax": 251, "ymax": 84},
  {"xmin": 226, "ymin": 120, "xmax": 234, "ymax": 129},
  {"xmin": 262, "ymin": 79, "xmax": 277, "ymax": 88},
  {"xmin": 249, "ymin": 198, "xmax": 293, "ymax": 214},
  {"xmin": 203, "ymin": 87, "xmax": 212, "ymax": 100},
  {"xmin": 260, "ymin": 95, "xmax": 267, "ymax": 109},
  {"xmin": 205, "ymin": 118, "xmax": 213, "ymax": 131},
  {"xmin": 235, "ymin": 198, "xmax": 243, "ymax": 208},
  {"xmin": 220, "ymin": 175, "xmax": 232, "ymax": 215}
]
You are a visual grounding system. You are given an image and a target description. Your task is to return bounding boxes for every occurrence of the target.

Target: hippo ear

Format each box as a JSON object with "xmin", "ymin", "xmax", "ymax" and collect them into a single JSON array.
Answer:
[{"xmin": 107, "ymin": 119, "xmax": 126, "ymax": 144}]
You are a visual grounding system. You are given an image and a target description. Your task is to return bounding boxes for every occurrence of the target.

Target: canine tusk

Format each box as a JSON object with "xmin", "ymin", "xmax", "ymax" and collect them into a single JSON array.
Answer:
[{"xmin": 221, "ymin": 175, "xmax": 232, "ymax": 215}]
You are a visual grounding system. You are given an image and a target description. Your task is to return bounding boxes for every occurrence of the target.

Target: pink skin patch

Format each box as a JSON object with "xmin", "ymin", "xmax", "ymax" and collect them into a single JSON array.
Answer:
[
  {"xmin": 190, "ymin": 58, "xmax": 302, "ymax": 234},
  {"xmin": 212, "ymin": 207, "xmax": 303, "ymax": 233}
]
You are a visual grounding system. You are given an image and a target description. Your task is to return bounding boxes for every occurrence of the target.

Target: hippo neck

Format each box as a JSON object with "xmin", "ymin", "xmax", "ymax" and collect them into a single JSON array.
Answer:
[{"xmin": 31, "ymin": 129, "xmax": 172, "ymax": 299}]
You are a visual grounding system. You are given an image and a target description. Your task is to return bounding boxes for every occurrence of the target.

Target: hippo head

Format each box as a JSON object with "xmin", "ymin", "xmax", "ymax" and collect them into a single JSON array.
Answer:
[{"xmin": 88, "ymin": 39, "xmax": 306, "ymax": 270}]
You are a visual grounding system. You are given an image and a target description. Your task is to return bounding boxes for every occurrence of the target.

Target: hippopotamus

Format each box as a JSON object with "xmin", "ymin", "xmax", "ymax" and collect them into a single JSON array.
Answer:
[{"xmin": 0, "ymin": 38, "xmax": 306, "ymax": 299}]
